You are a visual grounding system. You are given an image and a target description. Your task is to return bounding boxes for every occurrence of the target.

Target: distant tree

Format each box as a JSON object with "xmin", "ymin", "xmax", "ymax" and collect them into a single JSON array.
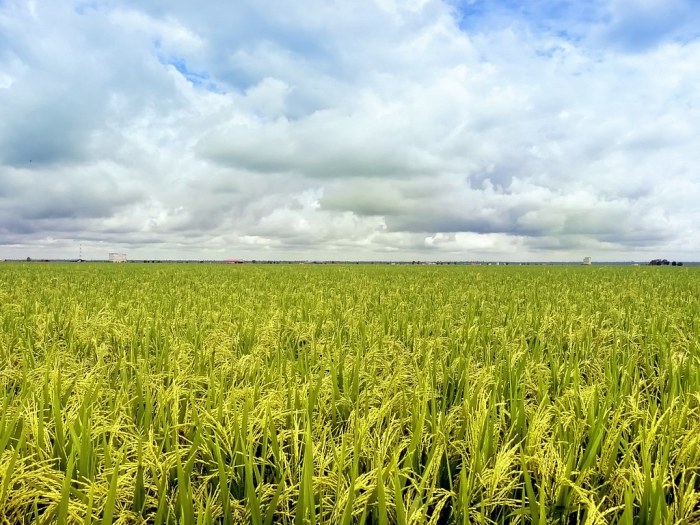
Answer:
[
  {"xmin": 672, "ymin": 261, "xmax": 677, "ymax": 266},
  {"xmin": 26, "ymin": 257, "xmax": 31, "ymax": 262},
  {"xmin": 678, "ymin": 262, "xmax": 684, "ymax": 266}
]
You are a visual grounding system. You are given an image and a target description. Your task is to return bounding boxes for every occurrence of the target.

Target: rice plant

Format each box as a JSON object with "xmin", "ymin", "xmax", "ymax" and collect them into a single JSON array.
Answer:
[{"xmin": 0, "ymin": 263, "xmax": 699, "ymax": 524}]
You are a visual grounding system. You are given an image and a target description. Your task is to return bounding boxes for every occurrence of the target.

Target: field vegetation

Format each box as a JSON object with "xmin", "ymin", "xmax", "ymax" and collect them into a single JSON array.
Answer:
[{"xmin": 0, "ymin": 263, "xmax": 699, "ymax": 524}]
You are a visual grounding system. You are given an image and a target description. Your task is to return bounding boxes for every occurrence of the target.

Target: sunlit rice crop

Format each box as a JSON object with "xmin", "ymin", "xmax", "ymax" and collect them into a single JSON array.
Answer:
[{"xmin": 1, "ymin": 263, "xmax": 699, "ymax": 524}]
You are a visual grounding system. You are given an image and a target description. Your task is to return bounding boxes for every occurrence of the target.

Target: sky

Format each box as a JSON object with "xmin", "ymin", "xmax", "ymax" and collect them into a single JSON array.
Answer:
[{"xmin": 1, "ymin": 0, "xmax": 699, "ymax": 262}]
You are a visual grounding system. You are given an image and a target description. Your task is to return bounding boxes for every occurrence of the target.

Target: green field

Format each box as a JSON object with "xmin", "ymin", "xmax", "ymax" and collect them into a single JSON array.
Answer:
[{"xmin": 1, "ymin": 263, "xmax": 699, "ymax": 524}]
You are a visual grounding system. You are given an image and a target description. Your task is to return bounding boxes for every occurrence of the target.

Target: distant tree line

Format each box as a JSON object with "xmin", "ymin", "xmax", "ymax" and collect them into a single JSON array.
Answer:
[{"xmin": 649, "ymin": 259, "xmax": 683, "ymax": 266}]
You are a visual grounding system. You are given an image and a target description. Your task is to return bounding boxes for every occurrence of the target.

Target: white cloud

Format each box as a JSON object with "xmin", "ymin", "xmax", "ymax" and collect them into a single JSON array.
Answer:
[{"xmin": 0, "ymin": 0, "xmax": 699, "ymax": 261}]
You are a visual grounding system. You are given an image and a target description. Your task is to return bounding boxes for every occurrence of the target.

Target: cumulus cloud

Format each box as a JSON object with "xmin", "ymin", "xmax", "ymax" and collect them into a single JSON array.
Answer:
[{"xmin": 0, "ymin": 0, "xmax": 699, "ymax": 261}]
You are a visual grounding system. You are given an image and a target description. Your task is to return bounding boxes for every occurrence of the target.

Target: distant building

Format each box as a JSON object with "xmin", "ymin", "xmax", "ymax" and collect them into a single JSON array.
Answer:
[
  {"xmin": 583, "ymin": 256, "xmax": 592, "ymax": 265},
  {"xmin": 109, "ymin": 252, "xmax": 127, "ymax": 263}
]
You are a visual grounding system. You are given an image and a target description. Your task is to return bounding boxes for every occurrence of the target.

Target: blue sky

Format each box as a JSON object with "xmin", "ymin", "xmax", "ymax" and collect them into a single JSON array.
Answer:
[
  {"xmin": 1, "ymin": 0, "xmax": 699, "ymax": 261},
  {"xmin": 454, "ymin": 0, "xmax": 700, "ymax": 49}
]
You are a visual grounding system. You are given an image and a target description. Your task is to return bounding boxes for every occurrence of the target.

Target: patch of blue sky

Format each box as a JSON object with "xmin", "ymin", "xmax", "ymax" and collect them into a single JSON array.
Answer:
[
  {"xmin": 449, "ymin": 0, "xmax": 700, "ymax": 51},
  {"xmin": 600, "ymin": 2, "xmax": 700, "ymax": 51},
  {"xmin": 168, "ymin": 57, "xmax": 225, "ymax": 94},
  {"xmin": 152, "ymin": 41, "xmax": 225, "ymax": 94},
  {"xmin": 450, "ymin": 0, "xmax": 606, "ymax": 35}
]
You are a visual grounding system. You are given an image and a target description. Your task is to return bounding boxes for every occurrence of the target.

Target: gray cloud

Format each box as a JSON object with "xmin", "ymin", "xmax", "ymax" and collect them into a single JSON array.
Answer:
[{"xmin": 1, "ymin": 0, "xmax": 699, "ymax": 261}]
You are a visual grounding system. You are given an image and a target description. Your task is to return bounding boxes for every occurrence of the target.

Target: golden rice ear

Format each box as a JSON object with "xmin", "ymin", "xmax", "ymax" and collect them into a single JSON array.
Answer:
[{"xmin": 0, "ymin": 263, "xmax": 697, "ymax": 524}]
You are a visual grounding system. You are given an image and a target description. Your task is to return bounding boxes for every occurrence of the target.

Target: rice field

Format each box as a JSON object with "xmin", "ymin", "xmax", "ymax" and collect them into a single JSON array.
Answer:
[{"xmin": 1, "ymin": 263, "xmax": 699, "ymax": 524}]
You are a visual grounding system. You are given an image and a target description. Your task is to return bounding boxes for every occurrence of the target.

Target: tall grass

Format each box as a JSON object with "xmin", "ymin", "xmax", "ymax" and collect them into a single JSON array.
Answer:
[{"xmin": 0, "ymin": 263, "xmax": 699, "ymax": 524}]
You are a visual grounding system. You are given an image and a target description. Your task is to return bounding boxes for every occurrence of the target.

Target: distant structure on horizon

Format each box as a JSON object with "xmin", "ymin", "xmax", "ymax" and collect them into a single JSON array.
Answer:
[
  {"xmin": 109, "ymin": 252, "xmax": 128, "ymax": 263},
  {"xmin": 583, "ymin": 256, "xmax": 592, "ymax": 265}
]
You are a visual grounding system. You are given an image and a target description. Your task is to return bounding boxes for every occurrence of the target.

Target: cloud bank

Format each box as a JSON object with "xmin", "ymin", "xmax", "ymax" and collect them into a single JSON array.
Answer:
[{"xmin": 1, "ymin": 0, "xmax": 699, "ymax": 261}]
